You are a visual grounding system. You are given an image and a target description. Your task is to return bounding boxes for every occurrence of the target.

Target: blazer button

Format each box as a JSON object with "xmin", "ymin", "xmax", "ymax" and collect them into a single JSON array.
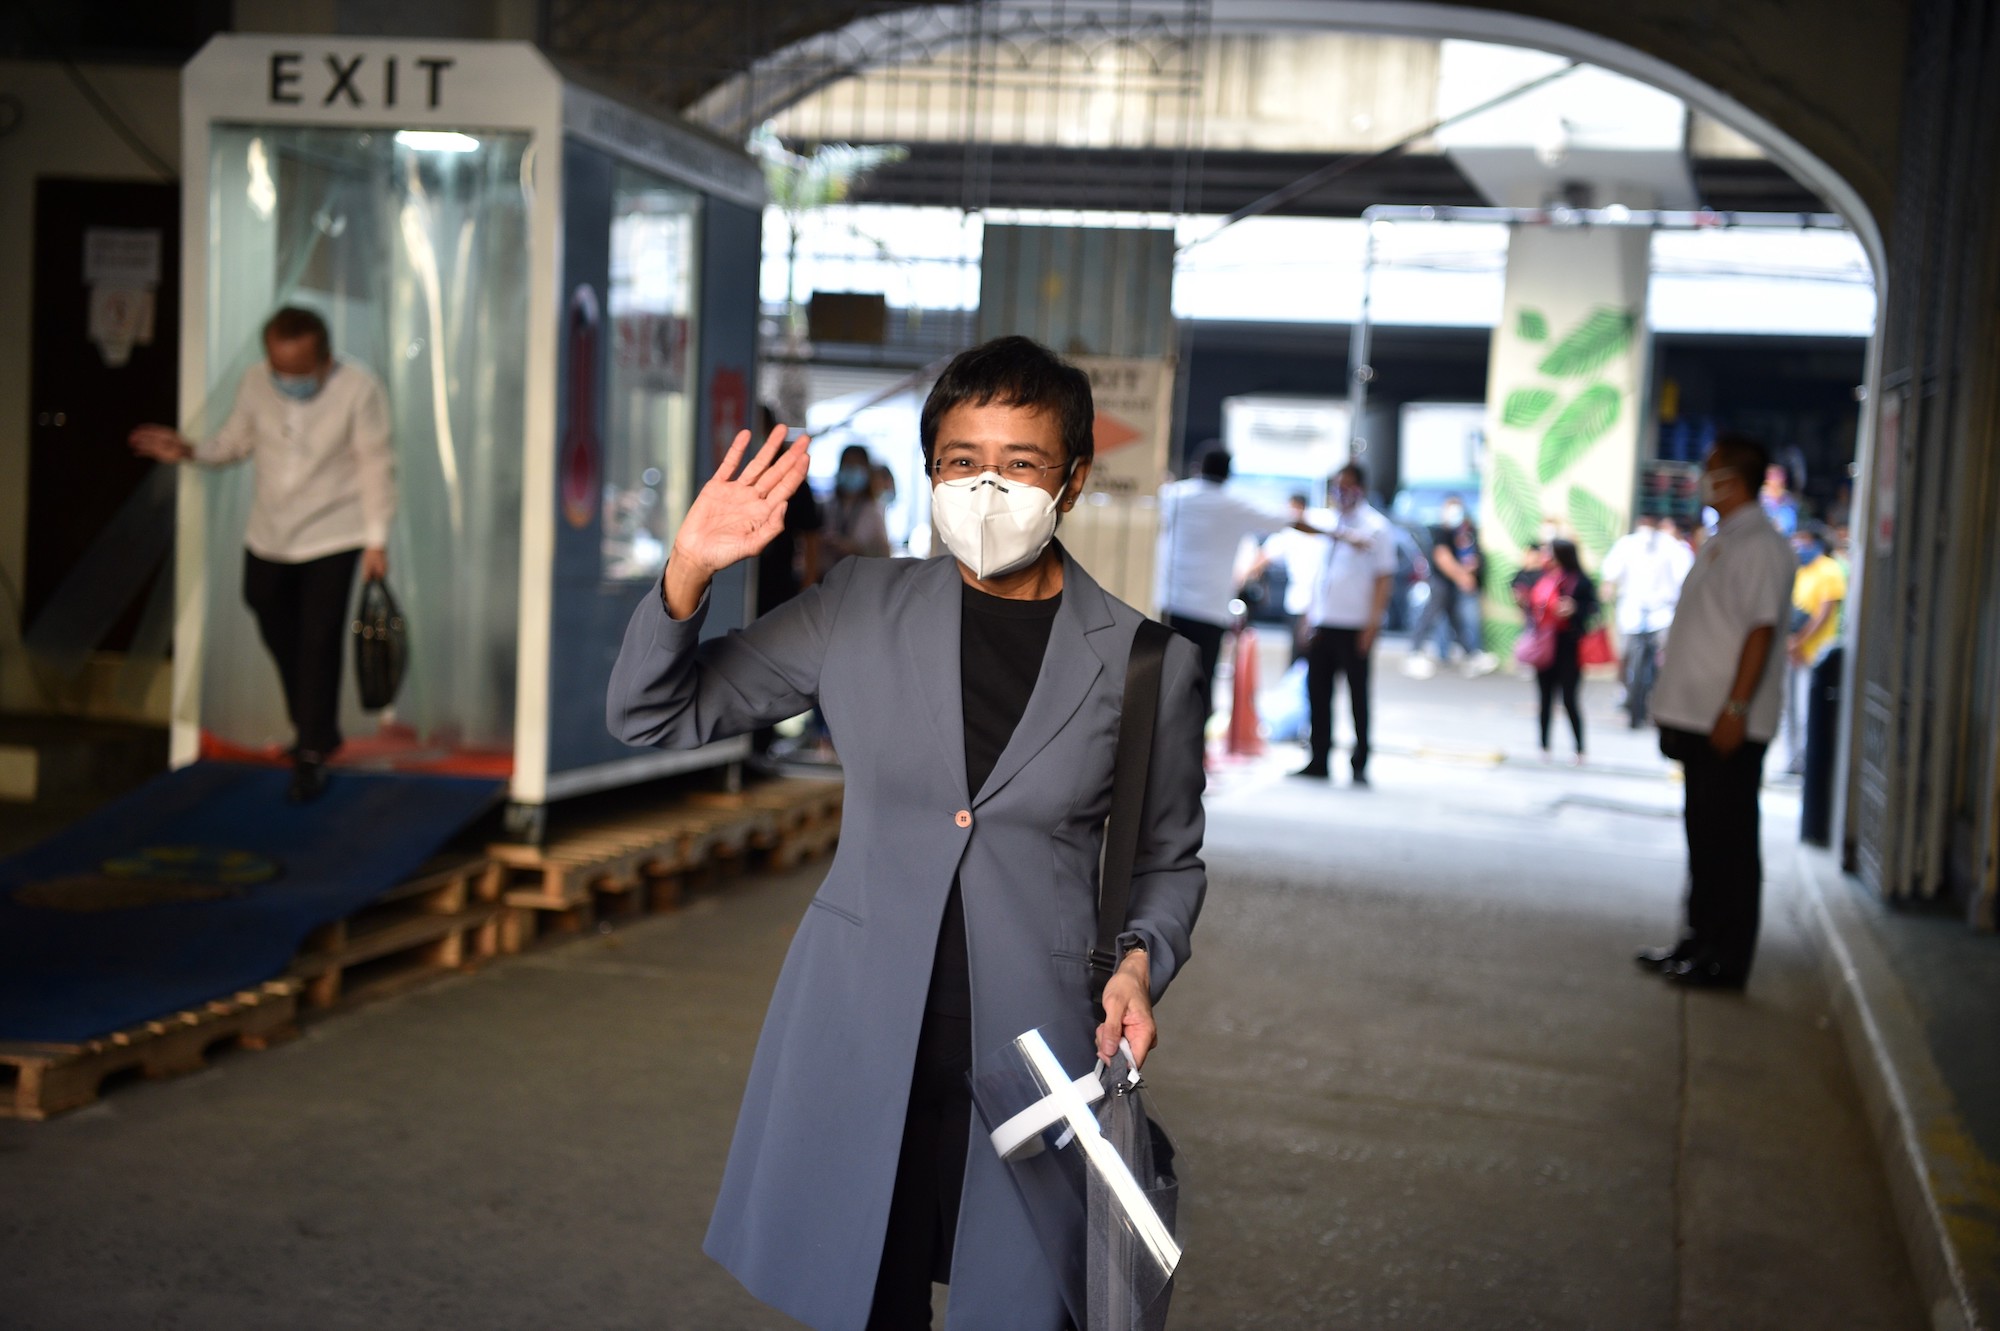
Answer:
[{"xmin": 954, "ymin": 809, "xmax": 972, "ymax": 828}]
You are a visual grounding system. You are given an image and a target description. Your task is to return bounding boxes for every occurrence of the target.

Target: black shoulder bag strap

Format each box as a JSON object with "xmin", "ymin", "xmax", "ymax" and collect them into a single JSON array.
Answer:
[{"xmin": 1090, "ymin": 618, "xmax": 1172, "ymax": 1009}]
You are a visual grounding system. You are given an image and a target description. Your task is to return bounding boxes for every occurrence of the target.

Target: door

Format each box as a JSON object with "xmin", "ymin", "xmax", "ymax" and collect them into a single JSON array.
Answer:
[{"xmin": 24, "ymin": 178, "xmax": 180, "ymax": 652}]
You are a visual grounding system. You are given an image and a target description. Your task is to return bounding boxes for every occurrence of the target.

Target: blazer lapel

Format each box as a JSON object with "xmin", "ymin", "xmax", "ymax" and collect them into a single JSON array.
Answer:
[
  {"xmin": 905, "ymin": 556, "xmax": 970, "ymax": 803},
  {"xmin": 972, "ymin": 549, "xmax": 1115, "ymax": 807}
]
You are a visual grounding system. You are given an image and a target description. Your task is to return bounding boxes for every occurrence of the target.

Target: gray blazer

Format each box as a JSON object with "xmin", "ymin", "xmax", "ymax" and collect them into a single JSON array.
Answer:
[{"xmin": 607, "ymin": 548, "xmax": 1208, "ymax": 1331}]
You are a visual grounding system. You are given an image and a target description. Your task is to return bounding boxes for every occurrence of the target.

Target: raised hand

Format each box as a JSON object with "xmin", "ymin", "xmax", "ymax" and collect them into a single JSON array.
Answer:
[
  {"xmin": 129, "ymin": 424, "xmax": 193, "ymax": 463},
  {"xmin": 663, "ymin": 424, "xmax": 810, "ymax": 619}
]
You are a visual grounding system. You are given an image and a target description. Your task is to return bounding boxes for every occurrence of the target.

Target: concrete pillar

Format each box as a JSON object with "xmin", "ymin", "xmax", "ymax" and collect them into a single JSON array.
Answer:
[{"xmin": 1476, "ymin": 225, "xmax": 1651, "ymax": 655}]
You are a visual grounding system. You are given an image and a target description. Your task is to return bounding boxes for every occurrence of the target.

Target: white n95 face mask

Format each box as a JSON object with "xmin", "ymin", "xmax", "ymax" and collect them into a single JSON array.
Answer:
[{"xmin": 930, "ymin": 470, "xmax": 1069, "ymax": 580}]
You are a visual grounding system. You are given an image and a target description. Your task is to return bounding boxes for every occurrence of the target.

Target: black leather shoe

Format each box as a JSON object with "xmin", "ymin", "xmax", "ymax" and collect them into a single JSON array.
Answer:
[
  {"xmin": 1663, "ymin": 957, "xmax": 1748, "ymax": 990},
  {"xmin": 1291, "ymin": 762, "xmax": 1330, "ymax": 780},
  {"xmin": 1349, "ymin": 771, "xmax": 1371, "ymax": 788},
  {"xmin": 1635, "ymin": 943, "xmax": 1693, "ymax": 973},
  {"xmin": 287, "ymin": 756, "xmax": 330, "ymax": 804}
]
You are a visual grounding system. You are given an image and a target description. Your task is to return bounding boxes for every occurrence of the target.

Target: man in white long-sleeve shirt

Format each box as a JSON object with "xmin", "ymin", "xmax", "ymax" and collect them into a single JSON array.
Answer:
[
  {"xmin": 1598, "ymin": 514, "xmax": 1694, "ymax": 727},
  {"xmin": 1154, "ymin": 447, "xmax": 1291, "ymax": 738},
  {"xmin": 130, "ymin": 306, "xmax": 396, "ymax": 802}
]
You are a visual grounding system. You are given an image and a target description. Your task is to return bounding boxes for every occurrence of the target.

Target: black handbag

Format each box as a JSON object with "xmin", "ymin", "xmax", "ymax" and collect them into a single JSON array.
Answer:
[
  {"xmin": 1089, "ymin": 618, "xmax": 1172, "ymax": 1012},
  {"xmin": 352, "ymin": 577, "xmax": 408, "ymax": 711}
]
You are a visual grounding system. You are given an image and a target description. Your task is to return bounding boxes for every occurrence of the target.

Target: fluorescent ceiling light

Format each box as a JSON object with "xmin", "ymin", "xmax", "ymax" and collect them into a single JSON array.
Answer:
[{"xmin": 394, "ymin": 131, "xmax": 480, "ymax": 153}]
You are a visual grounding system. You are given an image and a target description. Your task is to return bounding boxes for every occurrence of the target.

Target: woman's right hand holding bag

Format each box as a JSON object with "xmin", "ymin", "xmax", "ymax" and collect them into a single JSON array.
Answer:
[{"xmin": 663, "ymin": 424, "xmax": 811, "ymax": 619}]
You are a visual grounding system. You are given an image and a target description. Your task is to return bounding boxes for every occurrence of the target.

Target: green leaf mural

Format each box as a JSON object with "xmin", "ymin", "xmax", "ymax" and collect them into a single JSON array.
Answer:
[
  {"xmin": 1517, "ymin": 308, "xmax": 1549, "ymax": 341},
  {"xmin": 1484, "ymin": 618, "xmax": 1522, "ymax": 661},
  {"xmin": 1537, "ymin": 307, "xmax": 1637, "ymax": 379},
  {"xmin": 1567, "ymin": 486, "xmax": 1623, "ymax": 559},
  {"xmin": 1491, "ymin": 453, "xmax": 1543, "ymax": 549},
  {"xmin": 1483, "ymin": 547, "xmax": 1521, "ymax": 598},
  {"xmin": 1501, "ymin": 388, "xmax": 1557, "ymax": 429},
  {"xmin": 1537, "ymin": 384, "xmax": 1621, "ymax": 483}
]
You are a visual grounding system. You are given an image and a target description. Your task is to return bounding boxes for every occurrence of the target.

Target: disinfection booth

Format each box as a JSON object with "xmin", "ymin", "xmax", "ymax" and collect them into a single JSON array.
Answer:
[{"xmin": 173, "ymin": 36, "xmax": 764, "ymax": 831}]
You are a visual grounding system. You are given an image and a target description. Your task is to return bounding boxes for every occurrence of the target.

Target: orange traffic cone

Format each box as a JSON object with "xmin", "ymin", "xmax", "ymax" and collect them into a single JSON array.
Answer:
[{"xmin": 1226, "ymin": 626, "xmax": 1264, "ymax": 756}]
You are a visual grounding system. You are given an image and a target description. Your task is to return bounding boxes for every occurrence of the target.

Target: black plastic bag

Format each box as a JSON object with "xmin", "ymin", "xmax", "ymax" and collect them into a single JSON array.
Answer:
[{"xmin": 352, "ymin": 578, "xmax": 408, "ymax": 711}]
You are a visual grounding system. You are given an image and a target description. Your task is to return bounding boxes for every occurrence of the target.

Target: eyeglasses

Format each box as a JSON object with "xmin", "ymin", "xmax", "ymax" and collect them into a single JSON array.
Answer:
[{"xmin": 928, "ymin": 457, "xmax": 1070, "ymax": 482}]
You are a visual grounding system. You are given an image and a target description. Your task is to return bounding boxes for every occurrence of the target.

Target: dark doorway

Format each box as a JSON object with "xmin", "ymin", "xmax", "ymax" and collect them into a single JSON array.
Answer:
[{"xmin": 25, "ymin": 177, "xmax": 180, "ymax": 650}]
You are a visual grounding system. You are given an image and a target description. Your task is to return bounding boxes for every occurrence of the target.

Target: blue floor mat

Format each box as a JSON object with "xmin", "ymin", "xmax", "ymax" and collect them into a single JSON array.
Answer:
[{"xmin": 0, "ymin": 762, "xmax": 502, "ymax": 1043}]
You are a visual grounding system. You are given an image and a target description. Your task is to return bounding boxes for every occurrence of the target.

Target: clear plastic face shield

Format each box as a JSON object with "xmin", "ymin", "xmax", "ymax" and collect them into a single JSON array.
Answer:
[{"xmin": 972, "ymin": 1026, "xmax": 1181, "ymax": 1331}]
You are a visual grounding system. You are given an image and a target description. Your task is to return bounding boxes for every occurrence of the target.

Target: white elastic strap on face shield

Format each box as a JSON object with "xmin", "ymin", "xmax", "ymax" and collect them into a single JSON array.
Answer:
[
  {"xmin": 987, "ymin": 1038, "xmax": 1145, "ymax": 1160},
  {"xmin": 1001, "ymin": 1033, "xmax": 1183, "ymax": 1277},
  {"xmin": 989, "ymin": 1067, "xmax": 1106, "ymax": 1159},
  {"xmin": 984, "ymin": 1031, "xmax": 1144, "ymax": 1159}
]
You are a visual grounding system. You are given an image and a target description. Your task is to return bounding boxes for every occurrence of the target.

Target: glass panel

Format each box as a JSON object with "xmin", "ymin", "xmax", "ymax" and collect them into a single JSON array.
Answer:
[
  {"xmin": 199, "ymin": 124, "xmax": 530, "ymax": 771},
  {"xmin": 603, "ymin": 164, "xmax": 700, "ymax": 583}
]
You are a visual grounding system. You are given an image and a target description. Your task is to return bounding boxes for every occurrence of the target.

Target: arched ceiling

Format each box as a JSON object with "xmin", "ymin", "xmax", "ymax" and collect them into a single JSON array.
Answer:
[{"xmin": 542, "ymin": 0, "xmax": 1896, "ymax": 229}]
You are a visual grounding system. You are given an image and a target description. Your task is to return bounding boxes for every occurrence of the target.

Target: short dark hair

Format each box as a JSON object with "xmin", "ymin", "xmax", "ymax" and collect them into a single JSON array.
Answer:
[
  {"xmin": 1708, "ymin": 433, "xmax": 1770, "ymax": 494},
  {"xmin": 1335, "ymin": 461, "xmax": 1368, "ymax": 490},
  {"xmin": 1198, "ymin": 448, "xmax": 1231, "ymax": 481},
  {"xmin": 263, "ymin": 306, "xmax": 331, "ymax": 360},
  {"xmin": 919, "ymin": 336, "xmax": 1094, "ymax": 465},
  {"xmin": 1287, "ymin": 492, "xmax": 1309, "ymax": 507}
]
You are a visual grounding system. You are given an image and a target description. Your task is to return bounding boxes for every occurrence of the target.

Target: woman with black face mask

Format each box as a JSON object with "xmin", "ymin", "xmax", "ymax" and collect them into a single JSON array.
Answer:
[{"xmin": 1524, "ymin": 538, "xmax": 1599, "ymax": 764}]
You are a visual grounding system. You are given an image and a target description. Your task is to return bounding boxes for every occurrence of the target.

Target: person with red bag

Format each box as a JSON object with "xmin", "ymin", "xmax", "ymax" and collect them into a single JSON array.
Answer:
[{"xmin": 1517, "ymin": 538, "xmax": 1599, "ymax": 764}]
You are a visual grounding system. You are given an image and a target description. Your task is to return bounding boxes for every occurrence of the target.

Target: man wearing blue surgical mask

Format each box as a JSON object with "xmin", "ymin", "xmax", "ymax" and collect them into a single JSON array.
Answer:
[
  {"xmin": 130, "ymin": 306, "xmax": 395, "ymax": 803},
  {"xmin": 1777, "ymin": 523, "xmax": 1846, "ymax": 775}
]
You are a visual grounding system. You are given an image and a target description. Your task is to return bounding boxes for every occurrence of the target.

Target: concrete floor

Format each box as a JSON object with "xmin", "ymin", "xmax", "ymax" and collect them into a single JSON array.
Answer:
[{"xmin": 0, "ymin": 648, "xmax": 1925, "ymax": 1330}]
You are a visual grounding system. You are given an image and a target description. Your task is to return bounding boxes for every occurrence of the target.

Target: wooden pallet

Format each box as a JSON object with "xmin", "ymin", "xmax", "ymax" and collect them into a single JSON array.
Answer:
[
  {"xmin": 691, "ymin": 779, "xmax": 845, "ymax": 871},
  {"xmin": 486, "ymin": 779, "xmax": 842, "ymax": 946},
  {"xmin": 488, "ymin": 814, "xmax": 703, "ymax": 943},
  {"xmin": 289, "ymin": 853, "xmax": 502, "ymax": 1010},
  {"xmin": 691, "ymin": 779, "xmax": 843, "ymax": 868},
  {"xmin": 0, "ymin": 980, "xmax": 301, "ymax": 1121}
]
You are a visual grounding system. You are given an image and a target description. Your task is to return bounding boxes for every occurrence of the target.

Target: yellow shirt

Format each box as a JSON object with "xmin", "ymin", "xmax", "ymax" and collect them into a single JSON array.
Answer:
[{"xmin": 1792, "ymin": 554, "xmax": 1847, "ymax": 663}]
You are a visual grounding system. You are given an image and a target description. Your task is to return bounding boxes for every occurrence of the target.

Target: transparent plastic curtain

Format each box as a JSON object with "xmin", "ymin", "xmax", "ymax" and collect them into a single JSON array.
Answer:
[
  {"xmin": 603, "ymin": 164, "xmax": 701, "ymax": 585},
  {"xmin": 199, "ymin": 126, "xmax": 529, "ymax": 755},
  {"xmin": 972, "ymin": 1027, "xmax": 1182, "ymax": 1331}
]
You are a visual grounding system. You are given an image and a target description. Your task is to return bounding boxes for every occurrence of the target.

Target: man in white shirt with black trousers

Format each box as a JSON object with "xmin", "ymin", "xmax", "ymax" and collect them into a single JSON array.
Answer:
[
  {"xmin": 1598, "ymin": 513, "xmax": 1694, "ymax": 727},
  {"xmin": 1638, "ymin": 435, "xmax": 1797, "ymax": 989},
  {"xmin": 1155, "ymin": 447, "xmax": 1295, "ymax": 740},
  {"xmin": 1296, "ymin": 461, "xmax": 1398, "ymax": 786},
  {"xmin": 131, "ymin": 306, "xmax": 396, "ymax": 803}
]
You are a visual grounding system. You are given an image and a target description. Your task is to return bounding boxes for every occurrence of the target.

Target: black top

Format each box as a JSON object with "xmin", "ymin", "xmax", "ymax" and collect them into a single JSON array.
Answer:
[
  {"xmin": 1558, "ymin": 572, "xmax": 1599, "ymax": 639},
  {"xmin": 924, "ymin": 583, "xmax": 1062, "ymax": 1022},
  {"xmin": 1427, "ymin": 520, "xmax": 1483, "ymax": 592},
  {"xmin": 755, "ymin": 482, "xmax": 823, "ymax": 616},
  {"xmin": 1537, "ymin": 569, "xmax": 1600, "ymax": 640}
]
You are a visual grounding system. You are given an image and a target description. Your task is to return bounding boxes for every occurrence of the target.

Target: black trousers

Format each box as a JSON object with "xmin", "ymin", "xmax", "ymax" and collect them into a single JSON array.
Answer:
[
  {"xmin": 1165, "ymin": 613, "xmax": 1227, "ymax": 738},
  {"xmin": 242, "ymin": 547, "xmax": 360, "ymax": 759},
  {"xmin": 1306, "ymin": 626, "xmax": 1372, "ymax": 775},
  {"xmin": 867, "ymin": 1009, "xmax": 973, "ymax": 1329},
  {"xmin": 1661, "ymin": 726, "xmax": 1769, "ymax": 978},
  {"xmin": 1536, "ymin": 632, "xmax": 1584, "ymax": 753}
]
